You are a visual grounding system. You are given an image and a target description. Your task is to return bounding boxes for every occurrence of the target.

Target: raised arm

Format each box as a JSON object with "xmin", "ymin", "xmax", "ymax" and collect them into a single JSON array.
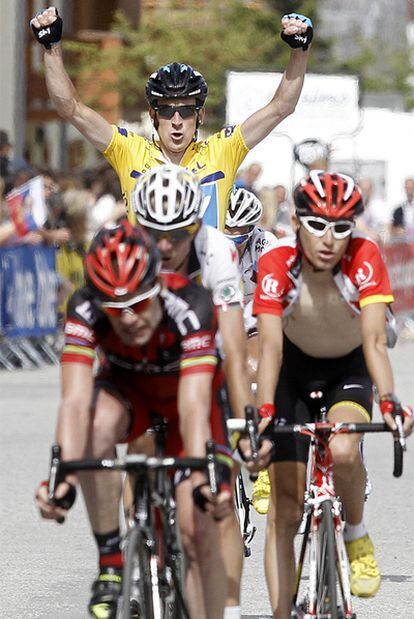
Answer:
[
  {"xmin": 240, "ymin": 14, "xmax": 313, "ymax": 150},
  {"xmin": 30, "ymin": 7, "xmax": 113, "ymax": 152}
]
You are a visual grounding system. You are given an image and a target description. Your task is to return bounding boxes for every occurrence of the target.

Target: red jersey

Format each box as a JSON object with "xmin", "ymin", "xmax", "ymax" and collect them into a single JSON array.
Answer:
[
  {"xmin": 62, "ymin": 273, "xmax": 219, "ymax": 377},
  {"xmin": 253, "ymin": 233, "xmax": 396, "ymax": 346}
]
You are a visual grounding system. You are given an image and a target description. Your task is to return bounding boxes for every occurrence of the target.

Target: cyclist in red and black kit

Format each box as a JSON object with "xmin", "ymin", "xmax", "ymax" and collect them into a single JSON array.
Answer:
[
  {"xmin": 253, "ymin": 171, "xmax": 413, "ymax": 619},
  {"xmin": 35, "ymin": 220, "xmax": 234, "ymax": 619}
]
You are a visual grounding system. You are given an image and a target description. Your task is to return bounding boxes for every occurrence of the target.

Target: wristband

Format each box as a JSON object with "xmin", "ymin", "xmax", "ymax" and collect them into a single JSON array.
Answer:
[
  {"xmin": 281, "ymin": 13, "xmax": 313, "ymax": 51},
  {"xmin": 379, "ymin": 393, "xmax": 400, "ymax": 416},
  {"xmin": 258, "ymin": 403, "xmax": 275, "ymax": 420},
  {"xmin": 31, "ymin": 10, "xmax": 63, "ymax": 49}
]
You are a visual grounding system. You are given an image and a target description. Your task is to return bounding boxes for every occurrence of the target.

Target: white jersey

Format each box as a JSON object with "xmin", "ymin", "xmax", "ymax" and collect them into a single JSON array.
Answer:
[
  {"xmin": 188, "ymin": 225, "xmax": 244, "ymax": 307},
  {"xmin": 239, "ymin": 227, "xmax": 278, "ymax": 333}
]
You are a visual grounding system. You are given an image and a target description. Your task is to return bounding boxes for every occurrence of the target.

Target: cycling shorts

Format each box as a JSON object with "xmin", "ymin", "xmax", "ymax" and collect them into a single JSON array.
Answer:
[
  {"xmin": 94, "ymin": 365, "xmax": 228, "ymax": 456},
  {"xmin": 270, "ymin": 337, "xmax": 373, "ymax": 464}
]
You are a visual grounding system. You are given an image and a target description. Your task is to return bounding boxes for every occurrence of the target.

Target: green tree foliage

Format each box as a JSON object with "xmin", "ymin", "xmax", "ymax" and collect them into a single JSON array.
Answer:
[
  {"xmin": 64, "ymin": 0, "xmax": 413, "ymax": 129},
  {"xmin": 65, "ymin": 0, "xmax": 320, "ymax": 128}
]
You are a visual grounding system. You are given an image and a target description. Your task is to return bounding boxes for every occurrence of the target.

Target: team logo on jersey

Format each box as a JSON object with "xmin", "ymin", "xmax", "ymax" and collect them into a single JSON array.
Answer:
[
  {"xmin": 65, "ymin": 320, "xmax": 95, "ymax": 343},
  {"xmin": 217, "ymin": 283, "xmax": 237, "ymax": 303},
  {"xmin": 75, "ymin": 300, "xmax": 93, "ymax": 322},
  {"xmin": 261, "ymin": 273, "xmax": 284, "ymax": 299},
  {"xmin": 255, "ymin": 238, "xmax": 269, "ymax": 254},
  {"xmin": 182, "ymin": 333, "xmax": 213, "ymax": 352},
  {"xmin": 355, "ymin": 261, "xmax": 376, "ymax": 290}
]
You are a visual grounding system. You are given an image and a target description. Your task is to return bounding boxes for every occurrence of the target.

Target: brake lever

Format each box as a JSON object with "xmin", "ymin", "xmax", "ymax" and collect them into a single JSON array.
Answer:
[
  {"xmin": 245, "ymin": 405, "xmax": 259, "ymax": 461},
  {"xmin": 48, "ymin": 445, "xmax": 65, "ymax": 523},
  {"xmin": 206, "ymin": 439, "xmax": 218, "ymax": 497},
  {"xmin": 394, "ymin": 413, "xmax": 406, "ymax": 451},
  {"xmin": 48, "ymin": 444, "xmax": 62, "ymax": 502}
]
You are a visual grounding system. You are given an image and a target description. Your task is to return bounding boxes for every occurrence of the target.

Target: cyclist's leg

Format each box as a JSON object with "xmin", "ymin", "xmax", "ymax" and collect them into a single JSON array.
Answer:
[
  {"xmin": 327, "ymin": 377, "xmax": 372, "ymax": 526},
  {"xmin": 327, "ymin": 377, "xmax": 381, "ymax": 597},
  {"xmin": 80, "ymin": 387, "xmax": 130, "ymax": 534},
  {"xmin": 218, "ymin": 464, "xmax": 244, "ymax": 610},
  {"xmin": 79, "ymin": 383, "xmax": 132, "ymax": 617},
  {"xmin": 264, "ymin": 368, "xmax": 310, "ymax": 619},
  {"xmin": 213, "ymin": 379, "xmax": 244, "ymax": 616},
  {"xmin": 265, "ymin": 461, "xmax": 306, "ymax": 619},
  {"xmin": 328, "ymin": 405, "xmax": 368, "ymax": 526},
  {"xmin": 176, "ymin": 478, "xmax": 227, "ymax": 619}
]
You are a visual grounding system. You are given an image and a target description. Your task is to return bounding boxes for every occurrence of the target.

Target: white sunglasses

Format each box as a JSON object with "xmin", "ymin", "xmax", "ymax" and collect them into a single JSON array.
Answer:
[
  {"xmin": 100, "ymin": 282, "xmax": 161, "ymax": 315},
  {"xmin": 300, "ymin": 216, "xmax": 354, "ymax": 239}
]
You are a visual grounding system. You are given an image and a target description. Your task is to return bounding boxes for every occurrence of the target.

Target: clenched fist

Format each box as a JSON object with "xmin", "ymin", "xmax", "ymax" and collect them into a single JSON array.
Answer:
[{"xmin": 30, "ymin": 6, "xmax": 62, "ymax": 49}]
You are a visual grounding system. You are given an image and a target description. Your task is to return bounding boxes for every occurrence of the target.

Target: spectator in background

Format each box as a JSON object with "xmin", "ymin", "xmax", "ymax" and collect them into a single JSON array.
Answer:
[
  {"xmin": 271, "ymin": 184, "xmax": 294, "ymax": 237},
  {"xmin": 83, "ymin": 166, "xmax": 125, "ymax": 235},
  {"xmin": 0, "ymin": 130, "xmax": 31, "ymax": 193},
  {"xmin": 356, "ymin": 178, "xmax": 391, "ymax": 242},
  {"xmin": 235, "ymin": 162, "xmax": 263, "ymax": 195},
  {"xmin": 0, "ymin": 131, "xmax": 12, "ymax": 184},
  {"xmin": 38, "ymin": 171, "xmax": 72, "ymax": 247},
  {"xmin": 390, "ymin": 176, "xmax": 414, "ymax": 241}
]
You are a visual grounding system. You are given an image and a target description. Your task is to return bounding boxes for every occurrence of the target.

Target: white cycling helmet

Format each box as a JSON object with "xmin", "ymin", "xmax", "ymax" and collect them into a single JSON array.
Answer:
[
  {"xmin": 226, "ymin": 187, "xmax": 263, "ymax": 228},
  {"xmin": 132, "ymin": 164, "xmax": 203, "ymax": 231}
]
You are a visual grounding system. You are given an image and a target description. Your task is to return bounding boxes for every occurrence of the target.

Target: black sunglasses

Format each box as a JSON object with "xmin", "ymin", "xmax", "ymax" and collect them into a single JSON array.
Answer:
[{"xmin": 155, "ymin": 104, "xmax": 200, "ymax": 120}]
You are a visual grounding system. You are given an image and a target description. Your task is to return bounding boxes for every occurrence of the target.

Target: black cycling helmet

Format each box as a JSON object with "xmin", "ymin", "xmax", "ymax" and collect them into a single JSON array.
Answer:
[{"xmin": 145, "ymin": 62, "xmax": 208, "ymax": 108}]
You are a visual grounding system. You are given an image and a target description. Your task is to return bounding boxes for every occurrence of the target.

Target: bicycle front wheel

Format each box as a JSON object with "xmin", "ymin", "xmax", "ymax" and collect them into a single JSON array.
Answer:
[
  {"xmin": 122, "ymin": 525, "xmax": 163, "ymax": 619},
  {"xmin": 316, "ymin": 500, "xmax": 338, "ymax": 619}
]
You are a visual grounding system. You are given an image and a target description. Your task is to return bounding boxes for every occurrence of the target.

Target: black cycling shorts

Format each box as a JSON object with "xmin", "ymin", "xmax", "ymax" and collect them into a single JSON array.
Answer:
[{"xmin": 269, "ymin": 337, "xmax": 373, "ymax": 464}]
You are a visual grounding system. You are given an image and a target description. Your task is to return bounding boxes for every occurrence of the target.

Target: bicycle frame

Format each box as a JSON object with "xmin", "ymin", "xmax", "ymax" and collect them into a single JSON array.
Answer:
[
  {"xmin": 226, "ymin": 415, "xmax": 403, "ymax": 619},
  {"xmin": 47, "ymin": 442, "xmax": 219, "ymax": 619},
  {"xmin": 294, "ymin": 424, "xmax": 353, "ymax": 618}
]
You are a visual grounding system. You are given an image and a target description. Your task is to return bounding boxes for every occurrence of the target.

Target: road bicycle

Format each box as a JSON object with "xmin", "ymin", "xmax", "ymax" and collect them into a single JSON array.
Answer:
[
  {"xmin": 47, "ymin": 438, "xmax": 220, "ymax": 619},
  {"xmin": 227, "ymin": 399, "xmax": 406, "ymax": 619}
]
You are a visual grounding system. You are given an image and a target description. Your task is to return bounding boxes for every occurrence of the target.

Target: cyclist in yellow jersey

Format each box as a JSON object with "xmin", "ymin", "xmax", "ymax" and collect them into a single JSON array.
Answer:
[{"xmin": 31, "ymin": 8, "xmax": 314, "ymax": 230}]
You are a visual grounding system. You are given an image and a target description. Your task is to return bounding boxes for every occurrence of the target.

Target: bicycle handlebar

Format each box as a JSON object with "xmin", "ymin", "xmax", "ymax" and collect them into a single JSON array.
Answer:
[
  {"xmin": 47, "ymin": 443, "xmax": 220, "ymax": 502},
  {"xmin": 226, "ymin": 419, "xmax": 405, "ymax": 478}
]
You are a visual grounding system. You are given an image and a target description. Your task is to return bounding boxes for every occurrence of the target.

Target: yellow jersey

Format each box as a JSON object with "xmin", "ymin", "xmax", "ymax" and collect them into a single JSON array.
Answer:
[{"xmin": 103, "ymin": 124, "xmax": 249, "ymax": 230}]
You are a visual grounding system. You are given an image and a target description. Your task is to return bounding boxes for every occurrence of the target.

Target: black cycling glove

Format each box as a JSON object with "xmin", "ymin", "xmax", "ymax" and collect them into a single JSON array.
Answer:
[
  {"xmin": 281, "ymin": 13, "xmax": 313, "ymax": 51},
  {"xmin": 31, "ymin": 9, "xmax": 63, "ymax": 49}
]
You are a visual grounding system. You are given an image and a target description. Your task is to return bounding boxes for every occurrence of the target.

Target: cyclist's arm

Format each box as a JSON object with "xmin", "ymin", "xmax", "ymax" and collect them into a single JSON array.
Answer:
[
  {"xmin": 219, "ymin": 306, "xmax": 252, "ymax": 419},
  {"xmin": 360, "ymin": 302, "xmax": 394, "ymax": 398},
  {"xmin": 178, "ymin": 371, "xmax": 214, "ymax": 458},
  {"xmin": 240, "ymin": 48, "xmax": 309, "ymax": 150},
  {"xmin": 256, "ymin": 313, "xmax": 284, "ymax": 408},
  {"xmin": 42, "ymin": 45, "xmax": 112, "ymax": 152},
  {"xmin": 55, "ymin": 362, "xmax": 94, "ymax": 483}
]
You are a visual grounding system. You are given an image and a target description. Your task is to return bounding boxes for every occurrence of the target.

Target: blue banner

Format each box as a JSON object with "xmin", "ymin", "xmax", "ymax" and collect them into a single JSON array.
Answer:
[{"xmin": 0, "ymin": 244, "xmax": 58, "ymax": 337}]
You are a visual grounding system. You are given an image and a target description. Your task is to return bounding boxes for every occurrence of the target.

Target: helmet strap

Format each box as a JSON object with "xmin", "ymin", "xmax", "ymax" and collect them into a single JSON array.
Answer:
[{"xmin": 193, "ymin": 110, "xmax": 202, "ymax": 142}]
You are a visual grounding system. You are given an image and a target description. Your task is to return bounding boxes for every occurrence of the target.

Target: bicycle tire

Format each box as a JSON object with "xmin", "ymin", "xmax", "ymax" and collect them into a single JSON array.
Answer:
[
  {"xmin": 316, "ymin": 500, "xmax": 338, "ymax": 619},
  {"xmin": 122, "ymin": 525, "xmax": 162, "ymax": 619}
]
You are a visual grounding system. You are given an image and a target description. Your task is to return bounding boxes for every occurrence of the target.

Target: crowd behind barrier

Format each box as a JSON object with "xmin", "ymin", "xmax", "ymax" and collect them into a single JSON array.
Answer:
[{"xmin": 1, "ymin": 135, "xmax": 414, "ymax": 370}]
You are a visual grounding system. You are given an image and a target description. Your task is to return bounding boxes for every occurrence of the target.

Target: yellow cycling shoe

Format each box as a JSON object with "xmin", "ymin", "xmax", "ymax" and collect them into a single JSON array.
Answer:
[
  {"xmin": 252, "ymin": 469, "xmax": 271, "ymax": 515},
  {"xmin": 345, "ymin": 534, "xmax": 381, "ymax": 597}
]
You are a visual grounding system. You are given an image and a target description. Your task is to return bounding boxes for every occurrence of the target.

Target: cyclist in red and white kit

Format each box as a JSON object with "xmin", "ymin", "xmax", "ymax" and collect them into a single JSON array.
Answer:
[
  {"xmin": 253, "ymin": 171, "xmax": 413, "ymax": 619},
  {"xmin": 35, "ymin": 220, "xmax": 234, "ymax": 619}
]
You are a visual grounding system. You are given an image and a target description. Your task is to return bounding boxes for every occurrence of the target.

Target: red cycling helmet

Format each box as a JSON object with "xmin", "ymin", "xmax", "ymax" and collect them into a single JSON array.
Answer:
[
  {"xmin": 85, "ymin": 219, "xmax": 161, "ymax": 300},
  {"xmin": 294, "ymin": 171, "xmax": 364, "ymax": 220}
]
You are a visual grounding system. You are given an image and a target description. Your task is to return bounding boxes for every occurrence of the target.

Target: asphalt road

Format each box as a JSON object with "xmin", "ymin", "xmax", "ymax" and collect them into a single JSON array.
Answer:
[{"xmin": 1, "ymin": 342, "xmax": 413, "ymax": 618}]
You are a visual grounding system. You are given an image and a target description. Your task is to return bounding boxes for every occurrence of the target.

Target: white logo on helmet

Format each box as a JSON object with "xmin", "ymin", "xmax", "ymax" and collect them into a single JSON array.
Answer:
[
  {"xmin": 261, "ymin": 273, "xmax": 283, "ymax": 298},
  {"xmin": 114, "ymin": 287, "xmax": 128, "ymax": 297}
]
